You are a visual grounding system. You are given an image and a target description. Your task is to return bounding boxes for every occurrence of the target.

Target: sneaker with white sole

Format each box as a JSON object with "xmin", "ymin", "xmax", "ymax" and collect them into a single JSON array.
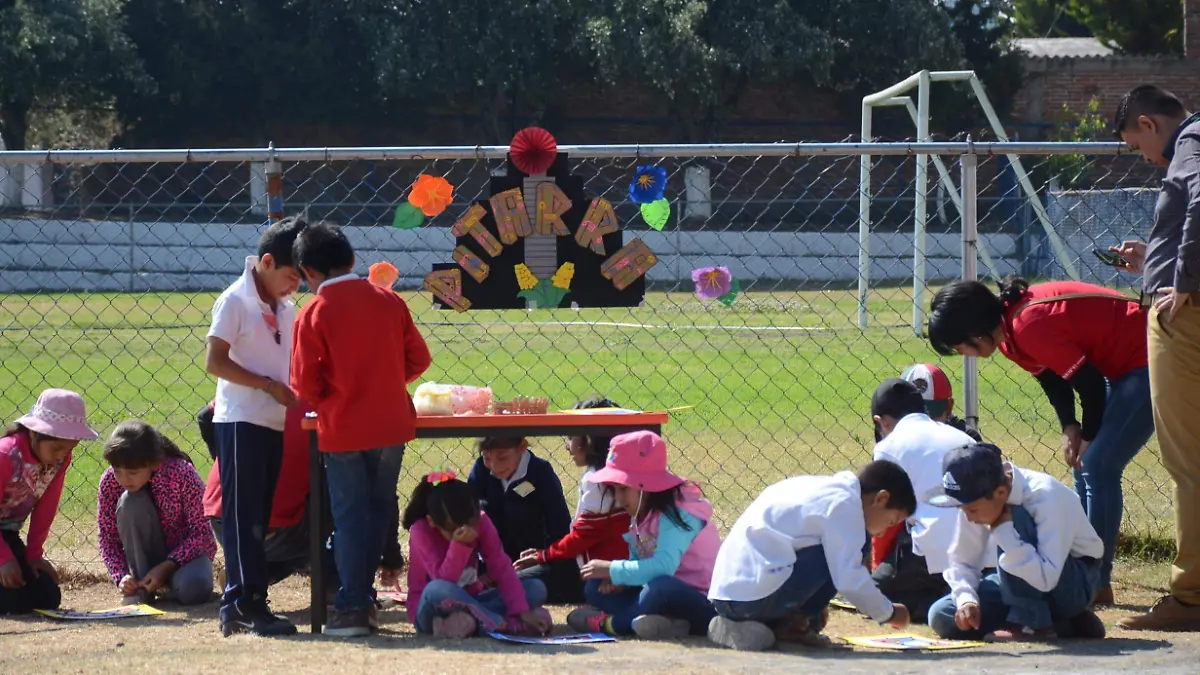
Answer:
[
  {"xmin": 433, "ymin": 611, "xmax": 478, "ymax": 638},
  {"xmin": 631, "ymin": 614, "xmax": 691, "ymax": 639},
  {"xmin": 567, "ymin": 606, "xmax": 611, "ymax": 634},
  {"xmin": 708, "ymin": 615, "xmax": 776, "ymax": 652},
  {"xmin": 325, "ymin": 609, "xmax": 371, "ymax": 638}
]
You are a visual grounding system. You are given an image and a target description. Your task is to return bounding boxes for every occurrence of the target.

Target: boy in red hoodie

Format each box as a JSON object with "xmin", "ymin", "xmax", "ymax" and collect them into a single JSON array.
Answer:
[{"xmin": 291, "ymin": 222, "xmax": 432, "ymax": 637}]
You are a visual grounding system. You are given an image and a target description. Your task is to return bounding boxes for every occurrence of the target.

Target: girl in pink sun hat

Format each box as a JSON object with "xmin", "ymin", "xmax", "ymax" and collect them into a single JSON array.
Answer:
[
  {"xmin": 567, "ymin": 430, "xmax": 722, "ymax": 640},
  {"xmin": 0, "ymin": 388, "xmax": 99, "ymax": 614}
]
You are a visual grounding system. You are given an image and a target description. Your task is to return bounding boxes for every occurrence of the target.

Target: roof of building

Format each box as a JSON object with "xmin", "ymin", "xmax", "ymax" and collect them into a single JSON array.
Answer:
[{"xmin": 1015, "ymin": 37, "xmax": 1115, "ymax": 59}]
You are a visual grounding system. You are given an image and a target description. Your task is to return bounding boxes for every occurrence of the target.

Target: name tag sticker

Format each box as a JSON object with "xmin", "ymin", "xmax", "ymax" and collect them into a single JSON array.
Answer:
[{"xmin": 513, "ymin": 482, "xmax": 535, "ymax": 498}]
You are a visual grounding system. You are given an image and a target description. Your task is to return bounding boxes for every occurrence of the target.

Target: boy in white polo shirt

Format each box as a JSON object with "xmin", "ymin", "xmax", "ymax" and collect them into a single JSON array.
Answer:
[
  {"xmin": 706, "ymin": 460, "xmax": 915, "ymax": 652},
  {"xmin": 926, "ymin": 443, "xmax": 1105, "ymax": 641},
  {"xmin": 204, "ymin": 216, "xmax": 308, "ymax": 637}
]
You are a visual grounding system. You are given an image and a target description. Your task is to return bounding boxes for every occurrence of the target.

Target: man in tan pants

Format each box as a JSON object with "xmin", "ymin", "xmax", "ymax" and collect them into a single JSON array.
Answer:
[{"xmin": 1111, "ymin": 85, "xmax": 1200, "ymax": 631}]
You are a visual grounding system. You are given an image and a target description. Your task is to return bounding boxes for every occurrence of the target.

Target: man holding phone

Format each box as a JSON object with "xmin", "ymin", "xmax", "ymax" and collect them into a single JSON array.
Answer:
[{"xmin": 1111, "ymin": 84, "xmax": 1200, "ymax": 632}]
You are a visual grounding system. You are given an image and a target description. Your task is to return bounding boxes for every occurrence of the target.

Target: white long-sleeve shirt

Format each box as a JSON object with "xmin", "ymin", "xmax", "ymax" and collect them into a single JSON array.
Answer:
[
  {"xmin": 708, "ymin": 473, "xmax": 895, "ymax": 623},
  {"xmin": 873, "ymin": 413, "xmax": 994, "ymax": 573},
  {"xmin": 943, "ymin": 462, "xmax": 1103, "ymax": 609}
]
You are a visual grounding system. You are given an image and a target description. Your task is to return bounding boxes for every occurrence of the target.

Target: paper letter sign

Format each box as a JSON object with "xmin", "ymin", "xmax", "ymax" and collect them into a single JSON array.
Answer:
[
  {"xmin": 424, "ymin": 269, "xmax": 471, "ymax": 312},
  {"xmin": 535, "ymin": 182, "xmax": 572, "ymax": 236},
  {"xmin": 576, "ymin": 198, "xmax": 619, "ymax": 254},
  {"xmin": 453, "ymin": 246, "xmax": 490, "ymax": 283},
  {"xmin": 601, "ymin": 238, "xmax": 657, "ymax": 291},
  {"xmin": 490, "ymin": 188, "xmax": 532, "ymax": 245},
  {"xmin": 451, "ymin": 204, "xmax": 502, "ymax": 257}
]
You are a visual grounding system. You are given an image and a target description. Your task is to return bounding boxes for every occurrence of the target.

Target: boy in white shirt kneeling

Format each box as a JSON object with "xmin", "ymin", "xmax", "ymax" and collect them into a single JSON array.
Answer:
[
  {"xmin": 926, "ymin": 443, "xmax": 1106, "ymax": 641},
  {"xmin": 706, "ymin": 461, "xmax": 915, "ymax": 652}
]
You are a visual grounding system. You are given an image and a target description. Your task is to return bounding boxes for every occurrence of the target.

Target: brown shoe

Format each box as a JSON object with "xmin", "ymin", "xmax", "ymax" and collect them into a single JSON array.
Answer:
[
  {"xmin": 1118, "ymin": 596, "xmax": 1200, "ymax": 632},
  {"xmin": 771, "ymin": 611, "xmax": 834, "ymax": 648},
  {"xmin": 1093, "ymin": 586, "xmax": 1115, "ymax": 607}
]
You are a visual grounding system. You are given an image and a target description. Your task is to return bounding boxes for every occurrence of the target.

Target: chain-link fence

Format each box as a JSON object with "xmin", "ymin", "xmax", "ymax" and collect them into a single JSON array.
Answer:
[{"xmin": 0, "ymin": 141, "xmax": 1167, "ymax": 571}]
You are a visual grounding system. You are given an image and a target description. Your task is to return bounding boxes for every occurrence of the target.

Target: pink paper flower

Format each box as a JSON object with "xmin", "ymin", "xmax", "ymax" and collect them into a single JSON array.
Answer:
[{"xmin": 692, "ymin": 266, "xmax": 732, "ymax": 300}]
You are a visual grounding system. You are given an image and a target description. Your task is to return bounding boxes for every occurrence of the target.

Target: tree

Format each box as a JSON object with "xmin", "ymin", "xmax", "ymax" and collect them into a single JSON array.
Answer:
[
  {"xmin": 1066, "ymin": 0, "xmax": 1182, "ymax": 55},
  {"xmin": 932, "ymin": 1, "xmax": 1025, "ymax": 131},
  {"xmin": 0, "ymin": 0, "xmax": 148, "ymax": 150},
  {"xmin": 1010, "ymin": 0, "xmax": 1091, "ymax": 38}
]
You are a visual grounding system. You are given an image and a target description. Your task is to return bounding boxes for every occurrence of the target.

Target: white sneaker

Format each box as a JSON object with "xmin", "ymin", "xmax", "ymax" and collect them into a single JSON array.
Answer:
[
  {"xmin": 631, "ymin": 614, "xmax": 691, "ymax": 639},
  {"xmin": 707, "ymin": 615, "xmax": 776, "ymax": 651}
]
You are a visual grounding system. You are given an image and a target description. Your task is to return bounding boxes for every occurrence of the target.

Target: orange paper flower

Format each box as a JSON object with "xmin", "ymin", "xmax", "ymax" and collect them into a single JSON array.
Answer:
[
  {"xmin": 368, "ymin": 261, "xmax": 400, "ymax": 289},
  {"xmin": 408, "ymin": 174, "xmax": 454, "ymax": 217}
]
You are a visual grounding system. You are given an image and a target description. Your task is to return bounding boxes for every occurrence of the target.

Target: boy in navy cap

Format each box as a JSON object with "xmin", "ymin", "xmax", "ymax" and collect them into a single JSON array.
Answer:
[{"xmin": 925, "ymin": 443, "xmax": 1106, "ymax": 641}]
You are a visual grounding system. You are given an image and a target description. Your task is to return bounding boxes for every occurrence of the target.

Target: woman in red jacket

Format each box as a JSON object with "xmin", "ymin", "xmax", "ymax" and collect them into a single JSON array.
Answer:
[
  {"xmin": 927, "ymin": 277, "xmax": 1154, "ymax": 606},
  {"xmin": 514, "ymin": 397, "xmax": 631, "ymax": 572}
]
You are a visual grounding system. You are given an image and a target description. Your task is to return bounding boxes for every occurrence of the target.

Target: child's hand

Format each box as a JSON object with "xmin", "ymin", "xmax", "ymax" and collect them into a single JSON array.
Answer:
[
  {"xmin": 452, "ymin": 525, "xmax": 478, "ymax": 545},
  {"xmin": 378, "ymin": 566, "xmax": 402, "ymax": 589},
  {"xmin": 580, "ymin": 560, "xmax": 612, "ymax": 581},
  {"xmin": 886, "ymin": 603, "xmax": 911, "ymax": 630},
  {"xmin": 267, "ymin": 381, "xmax": 298, "ymax": 408},
  {"xmin": 139, "ymin": 561, "xmax": 176, "ymax": 594},
  {"xmin": 598, "ymin": 582, "xmax": 624, "ymax": 595},
  {"xmin": 0, "ymin": 560, "xmax": 24, "ymax": 589},
  {"xmin": 519, "ymin": 609, "xmax": 552, "ymax": 635},
  {"xmin": 30, "ymin": 558, "xmax": 59, "ymax": 584},
  {"xmin": 513, "ymin": 549, "xmax": 541, "ymax": 571},
  {"xmin": 119, "ymin": 574, "xmax": 139, "ymax": 595},
  {"xmin": 955, "ymin": 602, "xmax": 982, "ymax": 631}
]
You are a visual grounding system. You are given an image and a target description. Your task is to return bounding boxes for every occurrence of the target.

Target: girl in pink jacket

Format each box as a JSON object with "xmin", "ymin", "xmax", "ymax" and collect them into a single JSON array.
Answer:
[
  {"xmin": 566, "ymin": 431, "xmax": 722, "ymax": 639},
  {"xmin": 97, "ymin": 420, "xmax": 216, "ymax": 606},
  {"xmin": 404, "ymin": 470, "xmax": 552, "ymax": 638},
  {"xmin": 0, "ymin": 389, "xmax": 99, "ymax": 614}
]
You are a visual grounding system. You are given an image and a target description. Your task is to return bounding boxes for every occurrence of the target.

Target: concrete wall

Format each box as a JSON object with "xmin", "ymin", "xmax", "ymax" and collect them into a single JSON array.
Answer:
[{"xmin": 0, "ymin": 218, "xmax": 1021, "ymax": 293}]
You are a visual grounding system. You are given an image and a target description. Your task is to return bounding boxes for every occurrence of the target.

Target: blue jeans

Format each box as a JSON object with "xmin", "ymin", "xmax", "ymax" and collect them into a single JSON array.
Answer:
[
  {"xmin": 1072, "ymin": 367, "xmax": 1155, "ymax": 587},
  {"xmin": 585, "ymin": 575, "xmax": 717, "ymax": 635},
  {"xmin": 324, "ymin": 445, "xmax": 405, "ymax": 612},
  {"xmin": 711, "ymin": 544, "xmax": 838, "ymax": 625},
  {"xmin": 415, "ymin": 578, "xmax": 547, "ymax": 634},
  {"xmin": 928, "ymin": 506, "xmax": 1101, "ymax": 638}
]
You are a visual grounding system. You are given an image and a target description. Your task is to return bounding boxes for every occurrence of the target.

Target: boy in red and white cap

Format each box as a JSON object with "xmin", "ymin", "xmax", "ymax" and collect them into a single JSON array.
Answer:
[{"xmin": 900, "ymin": 363, "xmax": 982, "ymax": 442}]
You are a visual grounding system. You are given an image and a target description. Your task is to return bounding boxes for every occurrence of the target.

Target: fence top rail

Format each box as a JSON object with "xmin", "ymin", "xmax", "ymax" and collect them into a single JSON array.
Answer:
[{"xmin": 0, "ymin": 141, "xmax": 1133, "ymax": 165}]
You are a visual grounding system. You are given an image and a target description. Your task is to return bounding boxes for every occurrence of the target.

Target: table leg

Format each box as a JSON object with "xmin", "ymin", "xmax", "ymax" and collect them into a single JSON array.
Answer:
[{"xmin": 308, "ymin": 428, "xmax": 325, "ymax": 634}]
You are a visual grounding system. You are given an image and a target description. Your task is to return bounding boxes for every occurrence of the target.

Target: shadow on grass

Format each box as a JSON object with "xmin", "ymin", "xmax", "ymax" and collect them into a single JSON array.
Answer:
[{"xmin": 778, "ymin": 636, "xmax": 1172, "ymax": 662}]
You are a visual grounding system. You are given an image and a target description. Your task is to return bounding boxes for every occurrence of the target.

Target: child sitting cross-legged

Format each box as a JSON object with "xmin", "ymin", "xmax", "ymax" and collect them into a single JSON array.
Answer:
[
  {"xmin": 566, "ymin": 431, "xmax": 722, "ymax": 640},
  {"xmin": 707, "ymin": 460, "xmax": 916, "ymax": 652},
  {"xmin": 925, "ymin": 443, "xmax": 1106, "ymax": 642},
  {"xmin": 405, "ymin": 470, "xmax": 552, "ymax": 638}
]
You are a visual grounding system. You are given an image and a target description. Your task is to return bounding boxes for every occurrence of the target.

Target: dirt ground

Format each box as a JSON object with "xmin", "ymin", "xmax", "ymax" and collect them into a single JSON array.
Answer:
[{"xmin": 3, "ymin": 560, "xmax": 1198, "ymax": 675}]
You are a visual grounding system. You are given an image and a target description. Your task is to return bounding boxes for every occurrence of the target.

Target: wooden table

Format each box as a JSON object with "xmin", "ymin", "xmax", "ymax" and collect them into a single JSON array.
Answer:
[{"xmin": 302, "ymin": 411, "xmax": 668, "ymax": 633}]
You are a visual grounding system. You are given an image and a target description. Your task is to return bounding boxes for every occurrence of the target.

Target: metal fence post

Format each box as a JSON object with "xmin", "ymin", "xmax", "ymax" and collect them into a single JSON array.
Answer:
[
  {"xmin": 961, "ymin": 149, "xmax": 980, "ymax": 433},
  {"xmin": 266, "ymin": 143, "xmax": 283, "ymax": 223}
]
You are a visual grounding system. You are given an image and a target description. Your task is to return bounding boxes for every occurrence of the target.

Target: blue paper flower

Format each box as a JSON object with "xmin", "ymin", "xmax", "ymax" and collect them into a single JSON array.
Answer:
[{"xmin": 629, "ymin": 165, "xmax": 668, "ymax": 205}]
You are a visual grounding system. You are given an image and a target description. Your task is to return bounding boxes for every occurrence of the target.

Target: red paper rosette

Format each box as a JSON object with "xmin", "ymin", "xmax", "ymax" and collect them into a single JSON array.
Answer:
[{"xmin": 509, "ymin": 127, "xmax": 558, "ymax": 175}]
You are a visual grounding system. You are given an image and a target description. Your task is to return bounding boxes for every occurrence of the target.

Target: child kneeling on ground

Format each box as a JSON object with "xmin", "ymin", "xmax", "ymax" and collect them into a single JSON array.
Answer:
[
  {"xmin": 98, "ymin": 421, "xmax": 216, "ymax": 605},
  {"xmin": 566, "ymin": 431, "xmax": 722, "ymax": 640},
  {"xmin": 405, "ymin": 471, "xmax": 552, "ymax": 638},
  {"xmin": 925, "ymin": 443, "xmax": 1106, "ymax": 641},
  {"xmin": 707, "ymin": 460, "xmax": 915, "ymax": 652}
]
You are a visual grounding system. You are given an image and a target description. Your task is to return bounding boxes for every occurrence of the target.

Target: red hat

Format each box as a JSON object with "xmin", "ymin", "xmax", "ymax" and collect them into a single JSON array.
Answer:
[
  {"xmin": 900, "ymin": 363, "xmax": 954, "ymax": 418},
  {"xmin": 509, "ymin": 127, "xmax": 558, "ymax": 175}
]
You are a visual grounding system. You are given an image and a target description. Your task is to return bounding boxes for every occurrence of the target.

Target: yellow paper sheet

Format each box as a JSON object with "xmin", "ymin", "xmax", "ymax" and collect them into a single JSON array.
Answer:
[
  {"xmin": 843, "ymin": 634, "xmax": 984, "ymax": 650},
  {"xmin": 36, "ymin": 603, "xmax": 165, "ymax": 620},
  {"xmin": 829, "ymin": 597, "xmax": 857, "ymax": 610}
]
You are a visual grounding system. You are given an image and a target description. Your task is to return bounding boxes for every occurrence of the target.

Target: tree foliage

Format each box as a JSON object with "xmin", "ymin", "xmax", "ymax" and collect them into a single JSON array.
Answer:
[
  {"xmin": 1067, "ymin": 0, "xmax": 1182, "ymax": 55},
  {"xmin": 0, "ymin": 0, "xmax": 148, "ymax": 150}
]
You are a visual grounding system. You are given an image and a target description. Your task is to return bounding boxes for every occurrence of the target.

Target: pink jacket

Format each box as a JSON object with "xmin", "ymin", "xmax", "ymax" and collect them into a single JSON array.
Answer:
[
  {"xmin": 97, "ymin": 457, "xmax": 217, "ymax": 583},
  {"xmin": 0, "ymin": 431, "xmax": 70, "ymax": 566},
  {"xmin": 406, "ymin": 512, "xmax": 529, "ymax": 627},
  {"xmin": 634, "ymin": 482, "xmax": 721, "ymax": 593}
]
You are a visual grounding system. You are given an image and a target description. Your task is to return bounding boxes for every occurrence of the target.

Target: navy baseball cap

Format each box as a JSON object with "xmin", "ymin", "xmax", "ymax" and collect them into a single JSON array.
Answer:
[{"xmin": 925, "ymin": 443, "xmax": 1006, "ymax": 508}]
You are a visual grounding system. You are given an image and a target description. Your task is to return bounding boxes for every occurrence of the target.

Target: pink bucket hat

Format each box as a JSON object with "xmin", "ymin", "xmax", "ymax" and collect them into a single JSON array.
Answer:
[
  {"xmin": 586, "ymin": 430, "xmax": 684, "ymax": 492},
  {"xmin": 16, "ymin": 389, "xmax": 99, "ymax": 441}
]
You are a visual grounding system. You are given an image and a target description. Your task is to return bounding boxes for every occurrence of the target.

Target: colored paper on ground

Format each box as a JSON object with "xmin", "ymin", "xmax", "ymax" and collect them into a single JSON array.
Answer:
[
  {"xmin": 487, "ymin": 632, "xmax": 616, "ymax": 645},
  {"xmin": 377, "ymin": 591, "xmax": 407, "ymax": 606},
  {"xmin": 36, "ymin": 604, "xmax": 165, "ymax": 620},
  {"xmin": 830, "ymin": 597, "xmax": 856, "ymax": 610},
  {"xmin": 842, "ymin": 634, "xmax": 984, "ymax": 651}
]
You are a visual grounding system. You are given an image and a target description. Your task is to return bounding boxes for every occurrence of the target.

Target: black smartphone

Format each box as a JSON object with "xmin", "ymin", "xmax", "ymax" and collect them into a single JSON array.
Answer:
[{"xmin": 1093, "ymin": 249, "xmax": 1126, "ymax": 267}]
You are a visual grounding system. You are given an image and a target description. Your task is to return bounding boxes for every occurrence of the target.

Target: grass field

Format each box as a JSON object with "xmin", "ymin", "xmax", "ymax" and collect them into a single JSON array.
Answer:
[{"xmin": 0, "ymin": 288, "xmax": 1175, "ymax": 569}]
